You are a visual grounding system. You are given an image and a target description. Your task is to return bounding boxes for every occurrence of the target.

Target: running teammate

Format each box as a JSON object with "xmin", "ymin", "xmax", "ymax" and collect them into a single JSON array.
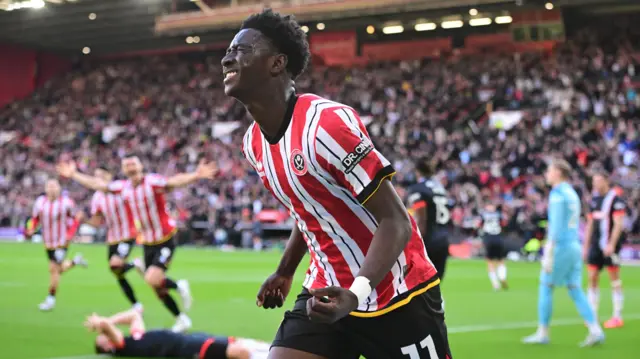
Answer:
[
  {"xmin": 479, "ymin": 204, "xmax": 508, "ymax": 291},
  {"xmin": 224, "ymin": 9, "xmax": 451, "ymax": 358},
  {"xmin": 583, "ymin": 172, "xmax": 627, "ymax": 328},
  {"xmin": 406, "ymin": 159, "xmax": 451, "ymax": 281},
  {"xmin": 26, "ymin": 178, "xmax": 88, "ymax": 311},
  {"xmin": 87, "ymin": 308, "xmax": 270, "ymax": 358},
  {"xmin": 522, "ymin": 160, "xmax": 604, "ymax": 347},
  {"xmin": 57, "ymin": 156, "xmax": 217, "ymax": 332},
  {"xmin": 87, "ymin": 167, "xmax": 143, "ymax": 311}
]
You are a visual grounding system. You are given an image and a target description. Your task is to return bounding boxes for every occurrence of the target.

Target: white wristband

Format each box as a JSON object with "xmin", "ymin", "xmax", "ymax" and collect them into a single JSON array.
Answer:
[{"xmin": 349, "ymin": 276, "xmax": 372, "ymax": 305}]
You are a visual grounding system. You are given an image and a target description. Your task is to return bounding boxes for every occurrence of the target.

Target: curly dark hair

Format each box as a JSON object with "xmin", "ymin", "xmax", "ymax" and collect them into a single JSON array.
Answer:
[{"xmin": 241, "ymin": 8, "xmax": 310, "ymax": 79}]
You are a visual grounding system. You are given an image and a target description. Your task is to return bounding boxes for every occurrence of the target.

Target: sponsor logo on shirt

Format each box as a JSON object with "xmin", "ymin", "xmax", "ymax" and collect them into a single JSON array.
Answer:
[{"xmin": 341, "ymin": 139, "xmax": 373, "ymax": 174}]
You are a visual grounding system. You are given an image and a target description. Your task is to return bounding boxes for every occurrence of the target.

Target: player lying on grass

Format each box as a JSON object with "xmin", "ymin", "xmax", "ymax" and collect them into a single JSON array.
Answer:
[{"xmin": 87, "ymin": 308, "xmax": 270, "ymax": 359}]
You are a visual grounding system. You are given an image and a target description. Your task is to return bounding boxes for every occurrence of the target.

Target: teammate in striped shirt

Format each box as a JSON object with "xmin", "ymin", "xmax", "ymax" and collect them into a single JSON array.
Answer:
[
  {"xmin": 57, "ymin": 156, "xmax": 217, "ymax": 333},
  {"xmin": 583, "ymin": 172, "xmax": 628, "ymax": 328},
  {"xmin": 87, "ymin": 167, "xmax": 143, "ymax": 311},
  {"xmin": 222, "ymin": 9, "xmax": 451, "ymax": 359},
  {"xmin": 26, "ymin": 178, "xmax": 88, "ymax": 311}
]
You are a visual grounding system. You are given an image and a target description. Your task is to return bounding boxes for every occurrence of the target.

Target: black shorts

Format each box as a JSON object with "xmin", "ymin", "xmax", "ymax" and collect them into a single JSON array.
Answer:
[
  {"xmin": 107, "ymin": 239, "xmax": 136, "ymax": 260},
  {"xmin": 183, "ymin": 333, "xmax": 230, "ymax": 359},
  {"xmin": 483, "ymin": 235, "xmax": 505, "ymax": 260},
  {"xmin": 588, "ymin": 245, "xmax": 622, "ymax": 270},
  {"xmin": 272, "ymin": 278, "xmax": 452, "ymax": 359},
  {"xmin": 46, "ymin": 247, "xmax": 68, "ymax": 264},
  {"xmin": 427, "ymin": 243, "xmax": 450, "ymax": 281},
  {"xmin": 143, "ymin": 238, "xmax": 176, "ymax": 271}
]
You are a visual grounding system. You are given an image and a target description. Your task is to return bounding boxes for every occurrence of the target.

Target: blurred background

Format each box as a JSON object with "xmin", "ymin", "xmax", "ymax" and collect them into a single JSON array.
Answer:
[
  {"xmin": 1, "ymin": 1, "xmax": 640, "ymax": 358},
  {"xmin": 0, "ymin": 0, "xmax": 638, "ymax": 259}
]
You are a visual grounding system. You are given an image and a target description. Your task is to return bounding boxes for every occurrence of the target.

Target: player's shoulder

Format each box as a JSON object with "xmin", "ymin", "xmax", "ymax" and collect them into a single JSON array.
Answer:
[{"xmin": 297, "ymin": 93, "xmax": 357, "ymax": 122}]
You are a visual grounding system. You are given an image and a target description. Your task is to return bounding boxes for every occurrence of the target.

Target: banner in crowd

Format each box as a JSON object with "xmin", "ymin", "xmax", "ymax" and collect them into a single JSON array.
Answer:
[
  {"xmin": 211, "ymin": 121, "xmax": 242, "ymax": 139},
  {"xmin": 361, "ymin": 38, "xmax": 451, "ymax": 62},
  {"xmin": 488, "ymin": 110, "xmax": 523, "ymax": 130},
  {"xmin": 309, "ymin": 31, "xmax": 357, "ymax": 65}
]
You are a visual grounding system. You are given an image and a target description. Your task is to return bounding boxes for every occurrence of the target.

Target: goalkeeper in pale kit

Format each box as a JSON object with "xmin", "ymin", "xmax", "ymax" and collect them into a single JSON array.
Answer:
[{"xmin": 522, "ymin": 160, "xmax": 604, "ymax": 347}]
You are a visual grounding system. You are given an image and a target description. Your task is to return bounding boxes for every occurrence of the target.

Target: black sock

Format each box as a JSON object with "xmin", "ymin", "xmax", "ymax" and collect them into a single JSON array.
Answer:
[
  {"xmin": 121, "ymin": 263, "xmax": 135, "ymax": 274},
  {"xmin": 48, "ymin": 287, "xmax": 56, "ymax": 297},
  {"xmin": 118, "ymin": 278, "xmax": 138, "ymax": 305},
  {"xmin": 160, "ymin": 293, "xmax": 181, "ymax": 316},
  {"xmin": 163, "ymin": 277, "xmax": 178, "ymax": 290}
]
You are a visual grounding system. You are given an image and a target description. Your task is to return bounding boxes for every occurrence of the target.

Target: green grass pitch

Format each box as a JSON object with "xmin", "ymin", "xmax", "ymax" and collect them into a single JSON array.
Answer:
[{"xmin": 1, "ymin": 242, "xmax": 639, "ymax": 359}]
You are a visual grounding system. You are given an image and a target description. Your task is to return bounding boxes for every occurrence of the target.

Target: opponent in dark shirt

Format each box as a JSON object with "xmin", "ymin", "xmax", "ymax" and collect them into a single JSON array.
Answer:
[
  {"xmin": 478, "ymin": 204, "xmax": 508, "ymax": 291},
  {"xmin": 87, "ymin": 308, "xmax": 269, "ymax": 359},
  {"xmin": 406, "ymin": 159, "xmax": 451, "ymax": 280}
]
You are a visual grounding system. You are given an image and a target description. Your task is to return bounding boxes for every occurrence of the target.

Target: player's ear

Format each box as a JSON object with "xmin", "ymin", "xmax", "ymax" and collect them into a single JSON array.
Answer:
[{"xmin": 270, "ymin": 53, "xmax": 288, "ymax": 76}]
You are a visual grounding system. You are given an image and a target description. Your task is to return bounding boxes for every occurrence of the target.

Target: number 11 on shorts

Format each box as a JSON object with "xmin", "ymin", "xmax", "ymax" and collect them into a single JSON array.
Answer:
[{"xmin": 401, "ymin": 334, "xmax": 438, "ymax": 359}]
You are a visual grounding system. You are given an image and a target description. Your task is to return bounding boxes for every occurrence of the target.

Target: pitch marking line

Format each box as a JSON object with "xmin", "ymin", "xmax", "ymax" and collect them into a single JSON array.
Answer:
[{"xmin": 44, "ymin": 314, "xmax": 640, "ymax": 359}]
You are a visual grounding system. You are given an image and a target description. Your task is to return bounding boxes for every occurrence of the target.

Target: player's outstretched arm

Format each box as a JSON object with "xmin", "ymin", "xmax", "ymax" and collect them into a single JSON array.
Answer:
[
  {"xmin": 257, "ymin": 226, "xmax": 304, "ymax": 309},
  {"xmin": 57, "ymin": 161, "xmax": 110, "ymax": 192},
  {"xmin": 165, "ymin": 159, "xmax": 217, "ymax": 190}
]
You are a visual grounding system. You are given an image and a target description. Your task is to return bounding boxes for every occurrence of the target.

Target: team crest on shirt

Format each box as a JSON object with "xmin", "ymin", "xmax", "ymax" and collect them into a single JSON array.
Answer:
[{"xmin": 290, "ymin": 149, "xmax": 308, "ymax": 176}]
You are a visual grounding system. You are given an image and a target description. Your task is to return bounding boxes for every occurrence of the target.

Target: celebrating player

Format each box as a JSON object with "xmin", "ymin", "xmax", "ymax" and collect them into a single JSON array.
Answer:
[
  {"xmin": 26, "ymin": 178, "xmax": 88, "ymax": 311},
  {"xmin": 57, "ymin": 156, "xmax": 217, "ymax": 332},
  {"xmin": 406, "ymin": 159, "xmax": 451, "ymax": 281},
  {"xmin": 223, "ymin": 9, "xmax": 451, "ymax": 359},
  {"xmin": 87, "ymin": 308, "xmax": 270, "ymax": 358},
  {"xmin": 583, "ymin": 172, "xmax": 628, "ymax": 328},
  {"xmin": 86, "ymin": 167, "xmax": 143, "ymax": 311},
  {"xmin": 478, "ymin": 204, "xmax": 508, "ymax": 291},
  {"xmin": 522, "ymin": 160, "xmax": 604, "ymax": 347}
]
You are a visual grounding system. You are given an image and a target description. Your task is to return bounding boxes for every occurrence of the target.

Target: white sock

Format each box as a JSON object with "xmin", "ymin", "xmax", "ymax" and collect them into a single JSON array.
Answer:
[
  {"xmin": 587, "ymin": 287, "xmax": 599, "ymax": 316},
  {"xmin": 612, "ymin": 281, "xmax": 623, "ymax": 319},
  {"xmin": 488, "ymin": 271, "xmax": 500, "ymax": 289},
  {"xmin": 538, "ymin": 326, "xmax": 549, "ymax": 337},
  {"xmin": 497, "ymin": 264, "xmax": 507, "ymax": 281},
  {"xmin": 587, "ymin": 322, "xmax": 603, "ymax": 336}
]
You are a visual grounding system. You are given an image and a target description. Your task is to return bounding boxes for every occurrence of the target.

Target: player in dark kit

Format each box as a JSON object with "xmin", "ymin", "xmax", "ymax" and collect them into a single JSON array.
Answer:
[
  {"xmin": 583, "ymin": 173, "xmax": 628, "ymax": 328},
  {"xmin": 88, "ymin": 308, "xmax": 270, "ymax": 358},
  {"xmin": 478, "ymin": 204, "xmax": 508, "ymax": 291},
  {"xmin": 406, "ymin": 159, "xmax": 451, "ymax": 281},
  {"xmin": 222, "ymin": 9, "xmax": 451, "ymax": 359}
]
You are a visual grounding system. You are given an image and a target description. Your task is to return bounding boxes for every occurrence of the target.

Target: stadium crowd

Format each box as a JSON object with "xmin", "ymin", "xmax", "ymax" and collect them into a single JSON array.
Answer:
[{"xmin": 0, "ymin": 25, "xmax": 639, "ymax": 247}]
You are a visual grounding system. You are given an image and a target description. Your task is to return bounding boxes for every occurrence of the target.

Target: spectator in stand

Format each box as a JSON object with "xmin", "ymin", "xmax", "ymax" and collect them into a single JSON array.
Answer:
[{"xmin": 0, "ymin": 23, "xmax": 639, "ymax": 249}]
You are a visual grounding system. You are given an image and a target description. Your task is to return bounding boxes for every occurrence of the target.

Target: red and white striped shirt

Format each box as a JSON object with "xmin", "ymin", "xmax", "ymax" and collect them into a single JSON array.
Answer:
[
  {"xmin": 32, "ymin": 195, "xmax": 76, "ymax": 249},
  {"xmin": 242, "ymin": 94, "xmax": 437, "ymax": 313},
  {"xmin": 91, "ymin": 181, "xmax": 137, "ymax": 244},
  {"xmin": 107, "ymin": 174, "xmax": 176, "ymax": 245}
]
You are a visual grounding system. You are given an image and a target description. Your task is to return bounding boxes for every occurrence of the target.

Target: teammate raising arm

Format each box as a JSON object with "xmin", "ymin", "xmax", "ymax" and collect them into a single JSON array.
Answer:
[
  {"xmin": 57, "ymin": 156, "xmax": 217, "ymax": 332},
  {"xmin": 224, "ymin": 9, "xmax": 450, "ymax": 359},
  {"xmin": 87, "ymin": 167, "xmax": 143, "ymax": 311}
]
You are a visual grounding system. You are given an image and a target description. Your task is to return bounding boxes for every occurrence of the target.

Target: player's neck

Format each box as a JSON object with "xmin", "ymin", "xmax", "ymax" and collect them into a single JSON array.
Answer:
[
  {"xmin": 245, "ymin": 85, "xmax": 295, "ymax": 140},
  {"xmin": 47, "ymin": 194, "xmax": 59, "ymax": 201},
  {"xmin": 130, "ymin": 173, "xmax": 144, "ymax": 185}
]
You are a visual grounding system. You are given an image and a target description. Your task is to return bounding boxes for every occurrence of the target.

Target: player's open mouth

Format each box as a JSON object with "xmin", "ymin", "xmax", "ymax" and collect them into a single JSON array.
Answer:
[{"xmin": 224, "ymin": 71, "xmax": 238, "ymax": 83}]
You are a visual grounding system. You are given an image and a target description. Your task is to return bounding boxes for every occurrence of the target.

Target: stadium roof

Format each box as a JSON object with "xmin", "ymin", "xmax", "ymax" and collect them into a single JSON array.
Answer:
[{"xmin": 0, "ymin": 0, "xmax": 635, "ymax": 57}]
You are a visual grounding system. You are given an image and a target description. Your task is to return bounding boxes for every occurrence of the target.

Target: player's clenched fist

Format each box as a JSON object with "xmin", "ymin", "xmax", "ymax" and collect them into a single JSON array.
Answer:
[
  {"xmin": 256, "ymin": 273, "xmax": 292, "ymax": 309},
  {"xmin": 306, "ymin": 286, "xmax": 359, "ymax": 324}
]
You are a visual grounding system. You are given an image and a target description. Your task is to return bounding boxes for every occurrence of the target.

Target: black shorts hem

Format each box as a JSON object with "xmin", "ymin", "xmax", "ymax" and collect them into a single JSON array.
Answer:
[{"xmin": 349, "ymin": 275, "xmax": 441, "ymax": 318}]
